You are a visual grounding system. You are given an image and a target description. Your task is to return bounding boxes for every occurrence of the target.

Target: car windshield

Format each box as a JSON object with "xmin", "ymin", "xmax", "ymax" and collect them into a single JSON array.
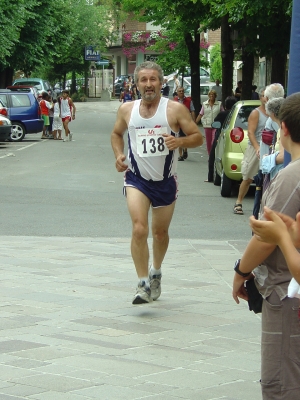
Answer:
[
  {"xmin": 15, "ymin": 81, "xmax": 39, "ymax": 87},
  {"xmin": 234, "ymin": 105, "xmax": 257, "ymax": 130}
]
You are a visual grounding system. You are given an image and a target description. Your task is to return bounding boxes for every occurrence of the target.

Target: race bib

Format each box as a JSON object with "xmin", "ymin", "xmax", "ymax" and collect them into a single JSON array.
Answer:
[{"xmin": 136, "ymin": 127, "xmax": 169, "ymax": 157}]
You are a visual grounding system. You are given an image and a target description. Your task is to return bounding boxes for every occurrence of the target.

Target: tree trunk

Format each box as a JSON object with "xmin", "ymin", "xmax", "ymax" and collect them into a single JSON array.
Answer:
[
  {"xmin": 221, "ymin": 15, "xmax": 234, "ymax": 105},
  {"xmin": 0, "ymin": 67, "xmax": 14, "ymax": 87},
  {"xmin": 241, "ymin": 41, "xmax": 254, "ymax": 100},
  {"xmin": 71, "ymin": 70, "xmax": 77, "ymax": 94},
  {"xmin": 271, "ymin": 52, "xmax": 287, "ymax": 87},
  {"xmin": 185, "ymin": 29, "xmax": 200, "ymax": 116}
]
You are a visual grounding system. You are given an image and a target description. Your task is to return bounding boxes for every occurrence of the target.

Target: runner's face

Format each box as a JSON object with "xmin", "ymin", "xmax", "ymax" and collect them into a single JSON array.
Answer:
[
  {"xmin": 137, "ymin": 69, "xmax": 162, "ymax": 101},
  {"xmin": 62, "ymin": 93, "xmax": 68, "ymax": 99}
]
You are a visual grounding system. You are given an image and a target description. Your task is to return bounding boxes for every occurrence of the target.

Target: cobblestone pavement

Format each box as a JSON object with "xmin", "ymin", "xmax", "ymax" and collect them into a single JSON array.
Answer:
[{"xmin": 0, "ymin": 236, "xmax": 262, "ymax": 400}]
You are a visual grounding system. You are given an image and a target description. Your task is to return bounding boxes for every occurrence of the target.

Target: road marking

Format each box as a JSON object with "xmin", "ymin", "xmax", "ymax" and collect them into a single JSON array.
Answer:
[
  {"xmin": 0, "ymin": 153, "xmax": 16, "ymax": 159},
  {"xmin": 17, "ymin": 142, "xmax": 40, "ymax": 151}
]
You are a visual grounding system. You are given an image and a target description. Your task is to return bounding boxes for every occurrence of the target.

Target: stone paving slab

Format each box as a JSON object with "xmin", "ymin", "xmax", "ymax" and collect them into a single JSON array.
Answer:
[{"xmin": 0, "ymin": 236, "xmax": 262, "ymax": 399}]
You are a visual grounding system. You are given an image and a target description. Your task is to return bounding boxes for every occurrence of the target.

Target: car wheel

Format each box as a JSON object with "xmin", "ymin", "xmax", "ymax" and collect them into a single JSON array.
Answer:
[
  {"xmin": 221, "ymin": 170, "xmax": 233, "ymax": 197},
  {"xmin": 10, "ymin": 122, "xmax": 26, "ymax": 142},
  {"xmin": 213, "ymin": 162, "xmax": 221, "ymax": 186}
]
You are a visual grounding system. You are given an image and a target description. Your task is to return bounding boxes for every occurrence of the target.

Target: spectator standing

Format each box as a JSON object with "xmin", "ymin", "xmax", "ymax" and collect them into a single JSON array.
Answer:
[
  {"xmin": 251, "ymin": 85, "xmax": 259, "ymax": 100},
  {"xmin": 40, "ymin": 91, "xmax": 53, "ymax": 139},
  {"xmin": 196, "ymin": 89, "xmax": 223, "ymax": 155},
  {"xmin": 119, "ymin": 85, "xmax": 133, "ymax": 103},
  {"xmin": 252, "ymin": 83, "xmax": 285, "ymax": 218},
  {"xmin": 234, "ymin": 80, "xmax": 242, "ymax": 101},
  {"xmin": 172, "ymin": 75, "xmax": 180, "ymax": 97},
  {"xmin": 52, "ymin": 98, "xmax": 63, "ymax": 140},
  {"xmin": 232, "ymin": 93, "xmax": 300, "ymax": 399},
  {"xmin": 211, "ymin": 79, "xmax": 222, "ymax": 102},
  {"xmin": 174, "ymin": 87, "xmax": 195, "ymax": 161},
  {"xmin": 161, "ymin": 78, "xmax": 170, "ymax": 98},
  {"xmin": 131, "ymin": 81, "xmax": 140, "ymax": 100},
  {"xmin": 111, "ymin": 61, "xmax": 203, "ymax": 304},
  {"xmin": 47, "ymin": 94, "xmax": 54, "ymax": 138},
  {"xmin": 206, "ymin": 96, "xmax": 236, "ymax": 182},
  {"xmin": 233, "ymin": 88, "xmax": 267, "ymax": 215},
  {"xmin": 60, "ymin": 90, "xmax": 76, "ymax": 142}
]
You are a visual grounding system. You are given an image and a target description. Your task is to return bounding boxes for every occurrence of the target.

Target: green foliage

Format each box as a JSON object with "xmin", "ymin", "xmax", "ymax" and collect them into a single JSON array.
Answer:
[
  {"xmin": 0, "ymin": 0, "xmax": 117, "ymax": 84},
  {"xmin": 210, "ymin": 44, "xmax": 222, "ymax": 82},
  {"xmin": 71, "ymin": 91, "xmax": 87, "ymax": 102}
]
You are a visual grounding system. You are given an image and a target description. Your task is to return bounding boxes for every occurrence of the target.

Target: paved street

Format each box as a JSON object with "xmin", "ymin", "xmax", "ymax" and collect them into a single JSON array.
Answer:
[{"xmin": 0, "ymin": 100, "xmax": 262, "ymax": 399}]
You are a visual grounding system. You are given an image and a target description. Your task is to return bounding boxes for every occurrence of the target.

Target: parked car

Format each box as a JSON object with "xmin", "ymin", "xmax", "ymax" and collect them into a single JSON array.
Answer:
[
  {"xmin": 185, "ymin": 82, "xmax": 221, "ymax": 105},
  {"xmin": 11, "ymin": 78, "xmax": 56, "ymax": 100},
  {"xmin": 167, "ymin": 77, "xmax": 191, "ymax": 98},
  {"xmin": 114, "ymin": 75, "xmax": 133, "ymax": 97},
  {"xmin": 0, "ymin": 98, "xmax": 8, "ymax": 117},
  {"xmin": 214, "ymin": 100, "xmax": 261, "ymax": 197},
  {"xmin": 0, "ymin": 88, "xmax": 44, "ymax": 142},
  {"xmin": 166, "ymin": 67, "xmax": 210, "ymax": 83},
  {"xmin": 0, "ymin": 114, "xmax": 12, "ymax": 142}
]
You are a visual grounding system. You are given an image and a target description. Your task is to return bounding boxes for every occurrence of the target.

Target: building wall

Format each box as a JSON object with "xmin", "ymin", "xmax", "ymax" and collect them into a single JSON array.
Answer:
[{"xmin": 207, "ymin": 29, "xmax": 221, "ymax": 46}]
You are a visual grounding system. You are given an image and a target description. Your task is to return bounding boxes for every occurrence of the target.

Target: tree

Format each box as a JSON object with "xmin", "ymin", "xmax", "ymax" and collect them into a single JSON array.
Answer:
[
  {"xmin": 203, "ymin": 0, "xmax": 292, "ymax": 98},
  {"xmin": 116, "ymin": 0, "xmax": 211, "ymax": 115},
  {"xmin": 210, "ymin": 43, "xmax": 222, "ymax": 82},
  {"xmin": 0, "ymin": 0, "xmax": 117, "ymax": 91}
]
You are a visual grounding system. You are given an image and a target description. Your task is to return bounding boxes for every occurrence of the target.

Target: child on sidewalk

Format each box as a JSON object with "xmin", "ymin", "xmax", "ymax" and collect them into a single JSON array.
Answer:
[
  {"xmin": 40, "ymin": 92, "xmax": 53, "ymax": 139},
  {"xmin": 52, "ymin": 98, "xmax": 63, "ymax": 140}
]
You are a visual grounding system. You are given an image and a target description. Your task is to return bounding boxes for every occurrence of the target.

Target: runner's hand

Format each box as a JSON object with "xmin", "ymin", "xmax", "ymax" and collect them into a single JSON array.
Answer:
[
  {"xmin": 162, "ymin": 133, "xmax": 177, "ymax": 150},
  {"xmin": 116, "ymin": 154, "xmax": 128, "ymax": 172}
]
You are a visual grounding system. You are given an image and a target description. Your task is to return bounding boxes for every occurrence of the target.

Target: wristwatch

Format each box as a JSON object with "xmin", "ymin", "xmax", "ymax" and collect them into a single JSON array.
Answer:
[{"xmin": 234, "ymin": 259, "xmax": 252, "ymax": 277}]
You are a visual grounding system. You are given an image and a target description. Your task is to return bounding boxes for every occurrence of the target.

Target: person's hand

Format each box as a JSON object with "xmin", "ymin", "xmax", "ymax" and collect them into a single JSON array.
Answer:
[
  {"xmin": 275, "ymin": 209, "xmax": 300, "ymax": 248},
  {"xmin": 162, "ymin": 133, "xmax": 178, "ymax": 150},
  {"xmin": 255, "ymin": 148, "xmax": 260, "ymax": 158},
  {"xmin": 250, "ymin": 208, "xmax": 287, "ymax": 245},
  {"xmin": 72, "ymin": 115, "xmax": 75, "ymax": 120},
  {"xmin": 232, "ymin": 273, "xmax": 250, "ymax": 304},
  {"xmin": 115, "ymin": 154, "xmax": 128, "ymax": 172}
]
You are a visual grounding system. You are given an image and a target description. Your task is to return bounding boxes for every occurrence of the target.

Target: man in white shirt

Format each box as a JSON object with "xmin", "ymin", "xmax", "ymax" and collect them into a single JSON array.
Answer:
[{"xmin": 211, "ymin": 79, "xmax": 222, "ymax": 102}]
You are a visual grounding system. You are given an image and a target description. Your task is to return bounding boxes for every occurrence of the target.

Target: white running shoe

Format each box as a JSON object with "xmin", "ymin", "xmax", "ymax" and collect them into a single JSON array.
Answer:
[
  {"xmin": 63, "ymin": 136, "xmax": 69, "ymax": 142},
  {"xmin": 150, "ymin": 274, "xmax": 162, "ymax": 300},
  {"xmin": 132, "ymin": 282, "xmax": 152, "ymax": 304},
  {"xmin": 69, "ymin": 132, "xmax": 72, "ymax": 141}
]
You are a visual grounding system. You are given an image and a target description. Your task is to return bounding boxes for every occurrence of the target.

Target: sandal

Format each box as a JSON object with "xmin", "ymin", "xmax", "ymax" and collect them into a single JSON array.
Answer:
[
  {"xmin": 183, "ymin": 150, "xmax": 188, "ymax": 159},
  {"xmin": 178, "ymin": 156, "xmax": 185, "ymax": 161},
  {"xmin": 233, "ymin": 203, "xmax": 244, "ymax": 215}
]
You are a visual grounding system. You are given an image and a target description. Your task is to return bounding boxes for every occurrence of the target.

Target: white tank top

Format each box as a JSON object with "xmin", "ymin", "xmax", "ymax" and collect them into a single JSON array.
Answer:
[
  {"xmin": 60, "ymin": 98, "xmax": 71, "ymax": 118},
  {"xmin": 127, "ymin": 97, "xmax": 179, "ymax": 181}
]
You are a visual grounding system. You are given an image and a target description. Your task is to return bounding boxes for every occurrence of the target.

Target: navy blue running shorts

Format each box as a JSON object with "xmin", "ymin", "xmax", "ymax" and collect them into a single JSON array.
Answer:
[{"xmin": 124, "ymin": 170, "xmax": 178, "ymax": 208}]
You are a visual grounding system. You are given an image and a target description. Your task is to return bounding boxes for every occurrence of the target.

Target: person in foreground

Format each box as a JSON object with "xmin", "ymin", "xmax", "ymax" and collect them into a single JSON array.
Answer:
[
  {"xmin": 250, "ymin": 207, "xmax": 300, "ymax": 285},
  {"xmin": 232, "ymin": 93, "xmax": 300, "ymax": 400},
  {"xmin": 111, "ymin": 61, "xmax": 203, "ymax": 305}
]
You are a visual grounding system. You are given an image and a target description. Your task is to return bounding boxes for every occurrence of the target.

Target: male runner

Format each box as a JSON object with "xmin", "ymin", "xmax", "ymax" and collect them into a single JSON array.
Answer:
[{"xmin": 111, "ymin": 61, "xmax": 203, "ymax": 304}]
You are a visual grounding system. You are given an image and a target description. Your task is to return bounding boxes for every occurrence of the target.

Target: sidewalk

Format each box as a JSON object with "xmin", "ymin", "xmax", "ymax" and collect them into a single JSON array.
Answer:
[{"xmin": 0, "ymin": 236, "xmax": 262, "ymax": 400}]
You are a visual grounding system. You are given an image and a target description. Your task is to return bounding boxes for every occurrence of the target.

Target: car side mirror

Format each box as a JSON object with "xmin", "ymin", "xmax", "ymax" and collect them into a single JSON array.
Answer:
[
  {"xmin": 230, "ymin": 127, "xmax": 244, "ymax": 143},
  {"xmin": 211, "ymin": 121, "xmax": 221, "ymax": 129}
]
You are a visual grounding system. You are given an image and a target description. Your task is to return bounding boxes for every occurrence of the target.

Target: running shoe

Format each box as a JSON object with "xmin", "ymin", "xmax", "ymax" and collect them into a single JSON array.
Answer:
[
  {"xmin": 132, "ymin": 282, "xmax": 152, "ymax": 304},
  {"xmin": 150, "ymin": 274, "xmax": 162, "ymax": 300}
]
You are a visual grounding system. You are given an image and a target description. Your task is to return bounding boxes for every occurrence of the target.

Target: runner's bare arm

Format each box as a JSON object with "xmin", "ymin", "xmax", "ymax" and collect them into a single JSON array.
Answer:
[
  {"xmin": 163, "ymin": 102, "xmax": 203, "ymax": 150},
  {"xmin": 69, "ymin": 98, "xmax": 76, "ymax": 120},
  {"xmin": 111, "ymin": 105, "xmax": 130, "ymax": 172}
]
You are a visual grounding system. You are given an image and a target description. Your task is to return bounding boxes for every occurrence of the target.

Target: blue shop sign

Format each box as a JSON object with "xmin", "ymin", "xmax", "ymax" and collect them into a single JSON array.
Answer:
[{"xmin": 85, "ymin": 46, "xmax": 100, "ymax": 61}]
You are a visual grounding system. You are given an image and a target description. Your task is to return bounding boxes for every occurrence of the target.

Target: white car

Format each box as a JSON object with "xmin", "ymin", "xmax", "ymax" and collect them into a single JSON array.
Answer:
[
  {"xmin": 167, "ymin": 77, "xmax": 191, "ymax": 98},
  {"xmin": 0, "ymin": 114, "xmax": 12, "ymax": 142},
  {"xmin": 165, "ymin": 67, "xmax": 210, "ymax": 83},
  {"xmin": 185, "ymin": 82, "xmax": 221, "ymax": 104}
]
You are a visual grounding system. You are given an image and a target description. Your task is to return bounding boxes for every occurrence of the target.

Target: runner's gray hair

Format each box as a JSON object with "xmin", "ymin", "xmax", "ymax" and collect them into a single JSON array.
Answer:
[
  {"xmin": 266, "ymin": 97, "xmax": 285, "ymax": 118},
  {"xmin": 134, "ymin": 62, "xmax": 164, "ymax": 84}
]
